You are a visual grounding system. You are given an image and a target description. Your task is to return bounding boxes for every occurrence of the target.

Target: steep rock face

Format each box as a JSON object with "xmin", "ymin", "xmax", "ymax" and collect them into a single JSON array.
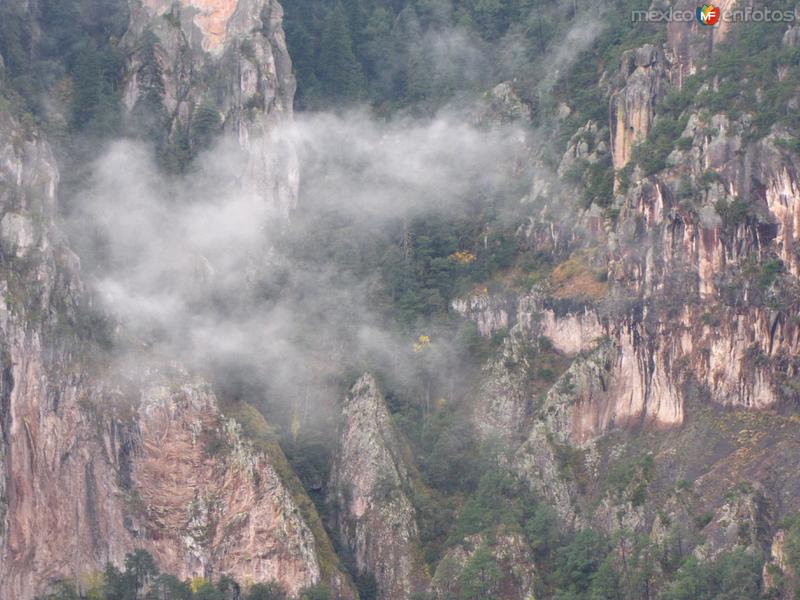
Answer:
[
  {"xmin": 119, "ymin": 372, "xmax": 323, "ymax": 593},
  {"xmin": 511, "ymin": 343, "xmax": 616, "ymax": 525},
  {"xmin": 666, "ymin": 0, "xmax": 737, "ymax": 88},
  {"xmin": 328, "ymin": 374, "xmax": 430, "ymax": 600},
  {"xmin": 473, "ymin": 82, "xmax": 533, "ymax": 127},
  {"xmin": 763, "ymin": 528, "xmax": 798, "ymax": 598},
  {"xmin": 609, "ymin": 45, "xmax": 670, "ymax": 169},
  {"xmin": 463, "ymin": 91, "xmax": 800, "ymax": 447},
  {"xmin": 528, "ymin": 340, "xmax": 617, "ymax": 447},
  {"xmin": 473, "ymin": 327, "xmax": 535, "ymax": 444},
  {"xmin": 124, "ymin": 0, "xmax": 298, "ymax": 217},
  {"xmin": 0, "ymin": 47, "xmax": 344, "ymax": 600},
  {"xmin": 611, "ymin": 0, "xmax": 739, "ymax": 164},
  {"xmin": 517, "ymin": 293, "xmax": 603, "ymax": 356},
  {"xmin": 609, "ymin": 116, "xmax": 800, "ymax": 413},
  {"xmin": 695, "ymin": 483, "xmax": 772, "ymax": 560},
  {"xmin": 558, "ymin": 120, "xmax": 609, "ymax": 179},
  {"xmin": 0, "ymin": 109, "xmax": 100, "ymax": 599},
  {"xmin": 513, "ymin": 422, "xmax": 582, "ymax": 526},
  {"xmin": 457, "ymin": 290, "xmax": 683, "ymax": 445},
  {"xmin": 458, "ymin": 17, "xmax": 800, "ymax": 552},
  {"xmin": 614, "ymin": 116, "xmax": 800, "ymax": 289},
  {"xmin": 451, "ymin": 291, "xmax": 514, "ymax": 338}
]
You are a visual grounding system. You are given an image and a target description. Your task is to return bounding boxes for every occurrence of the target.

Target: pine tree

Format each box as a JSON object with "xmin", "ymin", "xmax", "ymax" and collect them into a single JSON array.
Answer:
[
  {"xmin": 131, "ymin": 29, "xmax": 167, "ymax": 140},
  {"xmin": 71, "ymin": 46, "xmax": 102, "ymax": 128},
  {"xmin": 459, "ymin": 545, "xmax": 500, "ymax": 600},
  {"xmin": 317, "ymin": 3, "xmax": 364, "ymax": 105},
  {"xmin": 390, "ymin": 6, "xmax": 431, "ymax": 103}
]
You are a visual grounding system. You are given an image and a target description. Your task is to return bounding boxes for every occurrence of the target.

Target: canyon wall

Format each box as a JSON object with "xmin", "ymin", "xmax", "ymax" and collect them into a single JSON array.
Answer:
[
  {"xmin": 0, "ymin": 1, "xmax": 355, "ymax": 597},
  {"xmin": 124, "ymin": 0, "xmax": 298, "ymax": 218}
]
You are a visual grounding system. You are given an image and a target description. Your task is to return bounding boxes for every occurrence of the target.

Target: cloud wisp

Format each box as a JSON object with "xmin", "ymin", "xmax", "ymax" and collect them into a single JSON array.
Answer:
[{"xmin": 69, "ymin": 110, "xmax": 526, "ymax": 422}]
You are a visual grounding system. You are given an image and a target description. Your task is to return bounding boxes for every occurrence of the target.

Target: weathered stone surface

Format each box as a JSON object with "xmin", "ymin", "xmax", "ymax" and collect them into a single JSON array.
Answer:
[
  {"xmin": 666, "ymin": 0, "xmax": 737, "ymax": 88},
  {"xmin": 609, "ymin": 45, "xmax": 669, "ymax": 169},
  {"xmin": 124, "ymin": 0, "xmax": 298, "ymax": 218},
  {"xmin": 124, "ymin": 373, "xmax": 323, "ymax": 593},
  {"xmin": 432, "ymin": 530, "xmax": 537, "ymax": 600},
  {"xmin": 473, "ymin": 327, "xmax": 535, "ymax": 444},
  {"xmin": 452, "ymin": 291, "xmax": 514, "ymax": 338},
  {"xmin": 0, "ymin": 4, "xmax": 352, "ymax": 595},
  {"xmin": 559, "ymin": 120, "xmax": 609, "ymax": 178},
  {"xmin": 328, "ymin": 374, "xmax": 430, "ymax": 600},
  {"xmin": 473, "ymin": 82, "xmax": 533, "ymax": 127}
]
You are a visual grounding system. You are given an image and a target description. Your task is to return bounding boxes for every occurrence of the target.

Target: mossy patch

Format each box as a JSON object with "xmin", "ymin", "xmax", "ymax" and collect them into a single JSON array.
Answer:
[{"xmin": 548, "ymin": 250, "xmax": 608, "ymax": 300}]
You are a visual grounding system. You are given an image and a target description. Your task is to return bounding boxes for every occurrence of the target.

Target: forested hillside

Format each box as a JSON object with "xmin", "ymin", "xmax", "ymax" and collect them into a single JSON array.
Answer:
[{"xmin": 1, "ymin": 1, "xmax": 800, "ymax": 599}]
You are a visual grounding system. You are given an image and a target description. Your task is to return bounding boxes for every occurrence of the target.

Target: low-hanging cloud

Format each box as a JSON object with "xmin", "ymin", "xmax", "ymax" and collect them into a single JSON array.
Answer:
[{"xmin": 70, "ymin": 110, "xmax": 527, "ymax": 425}]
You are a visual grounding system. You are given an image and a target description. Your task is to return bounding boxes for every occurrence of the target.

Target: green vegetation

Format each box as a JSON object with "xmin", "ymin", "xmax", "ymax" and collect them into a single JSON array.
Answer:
[
  {"xmin": 633, "ymin": 112, "xmax": 690, "ymax": 177},
  {"xmin": 633, "ymin": 0, "xmax": 800, "ymax": 178},
  {"xmin": 697, "ymin": 1, "xmax": 800, "ymax": 137},
  {"xmin": 285, "ymin": 0, "xmax": 658, "ymax": 116},
  {"xmin": 458, "ymin": 544, "xmax": 500, "ymax": 600},
  {"xmin": 714, "ymin": 197, "xmax": 754, "ymax": 227},
  {"xmin": 0, "ymin": 0, "xmax": 128, "ymax": 131},
  {"xmin": 659, "ymin": 550, "xmax": 765, "ymax": 600},
  {"xmin": 37, "ymin": 549, "xmax": 332, "ymax": 600},
  {"xmin": 605, "ymin": 453, "xmax": 655, "ymax": 505},
  {"xmin": 317, "ymin": 3, "xmax": 366, "ymax": 104},
  {"xmin": 757, "ymin": 259, "xmax": 784, "ymax": 290},
  {"xmin": 4, "ymin": 2, "xmax": 795, "ymax": 600}
]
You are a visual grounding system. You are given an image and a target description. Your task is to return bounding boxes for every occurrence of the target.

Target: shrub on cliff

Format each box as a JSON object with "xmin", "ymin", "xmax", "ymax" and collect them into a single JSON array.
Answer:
[{"xmin": 243, "ymin": 582, "xmax": 287, "ymax": 600}]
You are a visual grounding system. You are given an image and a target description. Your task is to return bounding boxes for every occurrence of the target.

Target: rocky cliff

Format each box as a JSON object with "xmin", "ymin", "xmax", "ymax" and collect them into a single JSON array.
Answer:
[
  {"xmin": 0, "ymin": 110, "xmax": 350, "ymax": 598},
  {"xmin": 609, "ymin": 44, "xmax": 669, "ymax": 170},
  {"xmin": 458, "ymin": 0, "xmax": 800, "ymax": 438},
  {"xmin": 453, "ymin": 4, "xmax": 800, "ymax": 583},
  {"xmin": 0, "ymin": 1, "xmax": 355, "ymax": 597},
  {"xmin": 327, "ymin": 374, "xmax": 430, "ymax": 600},
  {"xmin": 124, "ymin": 0, "xmax": 298, "ymax": 217}
]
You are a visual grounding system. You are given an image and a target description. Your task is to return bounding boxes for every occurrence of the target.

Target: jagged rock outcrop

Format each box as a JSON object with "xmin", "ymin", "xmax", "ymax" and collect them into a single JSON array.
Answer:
[
  {"xmin": 124, "ymin": 0, "xmax": 298, "ymax": 218},
  {"xmin": 457, "ymin": 288, "xmax": 683, "ymax": 445},
  {"xmin": 462, "ymin": 90, "xmax": 800, "ymax": 442},
  {"xmin": 609, "ymin": 44, "xmax": 669, "ymax": 169},
  {"xmin": 120, "ymin": 371, "xmax": 325, "ymax": 591},
  {"xmin": 328, "ymin": 373, "xmax": 430, "ymax": 600},
  {"xmin": 694, "ymin": 483, "xmax": 772, "ymax": 560},
  {"xmin": 763, "ymin": 528, "xmax": 798, "ymax": 598},
  {"xmin": 558, "ymin": 120, "xmax": 609, "ymax": 178},
  {"xmin": 608, "ymin": 113, "xmax": 800, "ymax": 412},
  {"xmin": 454, "ymin": 15, "xmax": 800, "ymax": 570},
  {"xmin": 511, "ymin": 343, "xmax": 617, "ymax": 525},
  {"xmin": 432, "ymin": 530, "xmax": 537, "ymax": 600},
  {"xmin": 473, "ymin": 82, "xmax": 533, "ymax": 127},
  {"xmin": 0, "ymin": 108, "xmax": 92, "ymax": 599},
  {"xmin": 473, "ymin": 328, "xmax": 535, "ymax": 445},
  {"xmin": 513, "ymin": 422, "xmax": 582, "ymax": 527}
]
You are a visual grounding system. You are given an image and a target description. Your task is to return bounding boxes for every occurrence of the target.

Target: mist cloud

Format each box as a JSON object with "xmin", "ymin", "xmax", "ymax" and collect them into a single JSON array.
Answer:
[{"xmin": 70, "ymin": 110, "xmax": 526, "ymax": 424}]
